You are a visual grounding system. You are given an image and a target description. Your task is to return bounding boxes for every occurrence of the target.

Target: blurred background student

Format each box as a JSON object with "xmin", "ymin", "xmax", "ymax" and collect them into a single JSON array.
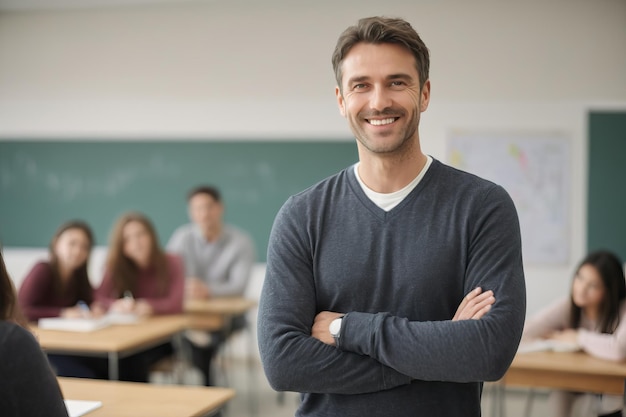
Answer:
[
  {"xmin": 523, "ymin": 250, "xmax": 626, "ymax": 417},
  {"xmin": 95, "ymin": 211, "xmax": 184, "ymax": 382},
  {"xmin": 17, "ymin": 220, "xmax": 106, "ymax": 379},
  {"xmin": 167, "ymin": 185, "xmax": 255, "ymax": 386},
  {"xmin": 1, "ymin": 250, "xmax": 70, "ymax": 416}
]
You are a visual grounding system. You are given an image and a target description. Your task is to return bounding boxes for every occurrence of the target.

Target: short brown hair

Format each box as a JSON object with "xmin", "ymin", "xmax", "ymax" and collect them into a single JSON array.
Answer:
[
  {"xmin": 332, "ymin": 16, "xmax": 430, "ymax": 92},
  {"xmin": 187, "ymin": 185, "xmax": 221, "ymax": 203}
]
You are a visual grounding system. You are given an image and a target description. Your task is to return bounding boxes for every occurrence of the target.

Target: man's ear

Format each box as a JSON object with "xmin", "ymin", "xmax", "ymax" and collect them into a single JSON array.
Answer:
[
  {"xmin": 336, "ymin": 86, "xmax": 346, "ymax": 117},
  {"xmin": 420, "ymin": 80, "xmax": 431, "ymax": 112}
]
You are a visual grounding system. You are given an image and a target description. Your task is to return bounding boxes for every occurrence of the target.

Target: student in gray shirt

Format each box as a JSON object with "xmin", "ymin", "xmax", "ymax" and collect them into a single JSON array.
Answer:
[{"xmin": 167, "ymin": 185, "xmax": 255, "ymax": 385}]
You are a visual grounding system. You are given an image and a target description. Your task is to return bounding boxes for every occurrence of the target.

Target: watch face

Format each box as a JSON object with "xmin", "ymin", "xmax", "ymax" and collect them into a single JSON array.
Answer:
[{"xmin": 329, "ymin": 317, "xmax": 342, "ymax": 336}]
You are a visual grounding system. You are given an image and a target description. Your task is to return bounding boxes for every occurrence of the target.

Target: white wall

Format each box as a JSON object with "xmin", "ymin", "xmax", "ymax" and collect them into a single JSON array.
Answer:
[{"xmin": 1, "ymin": 0, "xmax": 626, "ymax": 317}]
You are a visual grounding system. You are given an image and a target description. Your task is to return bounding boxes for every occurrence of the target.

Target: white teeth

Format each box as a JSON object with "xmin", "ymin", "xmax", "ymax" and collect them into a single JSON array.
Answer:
[{"xmin": 369, "ymin": 118, "xmax": 395, "ymax": 126}]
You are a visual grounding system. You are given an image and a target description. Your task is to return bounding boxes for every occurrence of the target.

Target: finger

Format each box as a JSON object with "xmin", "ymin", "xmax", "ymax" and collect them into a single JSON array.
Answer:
[
  {"xmin": 472, "ymin": 304, "xmax": 492, "ymax": 319},
  {"xmin": 454, "ymin": 288, "xmax": 482, "ymax": 319},
  {"xmin": 464, "ymin": 291, "xmax": 494, "ymax": 311},
  {"xmin": 472, "ymin": 294, "xmax": 495, "ymax": 310},
  {"xmin": 465, "ymin": 287, "xmax": 483, "ymax": 301}
]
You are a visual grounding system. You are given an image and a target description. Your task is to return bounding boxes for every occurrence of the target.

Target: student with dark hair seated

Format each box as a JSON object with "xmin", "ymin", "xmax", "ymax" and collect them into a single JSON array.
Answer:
[
  {"xmin": 18, "ymin": 220, "xmax": 106, "ymax": 379},
  {"xmin": 1, "ymin": 250, "xmax": 70, "ymax": 417},
  {"xmin": 524, "ymin": 250, "xmax": 626, "ymax": 417}
]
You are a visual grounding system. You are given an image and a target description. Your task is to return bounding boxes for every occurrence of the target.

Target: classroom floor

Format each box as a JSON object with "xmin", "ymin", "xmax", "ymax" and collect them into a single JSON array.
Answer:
[{"xmin": 152, "ymin": 354, "xmax": 555, "ymax": 417}]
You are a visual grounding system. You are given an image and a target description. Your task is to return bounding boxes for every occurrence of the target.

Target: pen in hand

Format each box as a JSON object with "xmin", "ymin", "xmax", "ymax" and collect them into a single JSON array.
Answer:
[
  {"xmin": 76, "ymin": 300, "xmax": 92, "ymax": 318},
  {"xmin": 122, "ymin": 290, "xmax": 135, "ymax": 313}
]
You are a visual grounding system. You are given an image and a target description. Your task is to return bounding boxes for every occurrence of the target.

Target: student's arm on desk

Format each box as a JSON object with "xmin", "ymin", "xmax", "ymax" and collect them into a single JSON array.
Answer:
[
  {"xmin": 522, "ymin": 297, "xmax": 570, "ymax": 341},
  {"xmin": 577, "ymin": 308, "xmax": 626, "ymax": 361}
]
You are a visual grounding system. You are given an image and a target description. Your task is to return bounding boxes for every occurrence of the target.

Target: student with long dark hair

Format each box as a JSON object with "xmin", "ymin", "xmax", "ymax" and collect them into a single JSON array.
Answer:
[
  {"xmin": 96, "ymin": 211, "xmax": 184, "ymax": 382},
  {"xmin": 0, "ymin": 250, "xmax": 69, "ymax": 416},
  {"xmin": 18, "ymin": 220, "xmax": 106, "ymax": 378},
  {"xmin": 524, "ymin": 250, "xmax": 626, "ymax": 417}
]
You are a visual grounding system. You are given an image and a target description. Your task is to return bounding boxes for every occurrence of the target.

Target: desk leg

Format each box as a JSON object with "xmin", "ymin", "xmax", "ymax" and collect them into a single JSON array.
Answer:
[
  {"xmin": 489, "ymin": 381, "xmax": 506, "ymax": 417},
  {"xmin": 109, "ymin": 352, "xmax": 119, "ymax": 380}
]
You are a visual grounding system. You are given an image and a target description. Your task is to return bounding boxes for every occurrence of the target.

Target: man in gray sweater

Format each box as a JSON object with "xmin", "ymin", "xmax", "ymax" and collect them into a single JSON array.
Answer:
[{"xmin": 257, "ymin": 16, "xmax": 526, "ymax": 417}]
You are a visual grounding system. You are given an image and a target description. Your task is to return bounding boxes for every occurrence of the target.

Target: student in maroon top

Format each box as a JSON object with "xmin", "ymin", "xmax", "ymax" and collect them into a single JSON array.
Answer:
[
  {"xmin": 18, "ymin": 220, "xmax": 103, "ymax": 321},
  {"xmin": 18, "ymin": 220, "xmax": 106, "ymax": 379},
  {"xmin": 96, "ymin": 211, "xmax": 184, "ymax": 382}
]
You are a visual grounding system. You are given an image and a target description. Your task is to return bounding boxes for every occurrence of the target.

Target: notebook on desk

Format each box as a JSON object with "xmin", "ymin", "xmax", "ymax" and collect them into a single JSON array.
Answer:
[
  {"xmin": 64, "ymin": 400, "xmax": 102, "ymax": 417},
  {"xmin": 38, "ymin": 313, "xmax": 140, "ymax": 332},
  {"xmin": 38, "ymin": 317, "xmax": 111, "ymax": 332}
]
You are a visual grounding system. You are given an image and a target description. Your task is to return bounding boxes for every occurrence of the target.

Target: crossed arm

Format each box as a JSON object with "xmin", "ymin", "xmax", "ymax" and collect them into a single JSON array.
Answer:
[{"xmin": 312, "ymin": 287, "xmax": 495, "ymax": 346}]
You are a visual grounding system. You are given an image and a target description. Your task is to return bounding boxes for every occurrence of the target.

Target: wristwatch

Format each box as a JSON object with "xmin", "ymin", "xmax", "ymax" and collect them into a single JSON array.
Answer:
[{"xmin": 329, "ymin": 316, "xmax": 344, "ymax": 344}]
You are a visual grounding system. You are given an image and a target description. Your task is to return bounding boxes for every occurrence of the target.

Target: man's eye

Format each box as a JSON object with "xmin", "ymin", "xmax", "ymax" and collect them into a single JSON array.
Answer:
[
  {"xmin": 390, "ymin": 81, "xmax": 405, "ymax": 87},
  {"xmin": 353, "ymin": 84, "xmax": 366, "ymax": 89}
]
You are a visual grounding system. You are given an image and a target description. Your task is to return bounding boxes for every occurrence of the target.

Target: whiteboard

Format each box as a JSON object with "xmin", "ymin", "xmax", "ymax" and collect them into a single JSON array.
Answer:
[{"xmin": 446, "ymin": 131, "xmax": 571, "ymax": 265}]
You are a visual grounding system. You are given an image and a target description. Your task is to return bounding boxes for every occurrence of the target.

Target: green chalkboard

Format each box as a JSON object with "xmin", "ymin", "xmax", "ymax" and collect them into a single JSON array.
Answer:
[
  {"xmin": 588, "ymin": 112, "xmax": 626, "ymax": 262},
  {"xmin": 0, "ymin": 140, "xmax": 358, "ymax": 261}
]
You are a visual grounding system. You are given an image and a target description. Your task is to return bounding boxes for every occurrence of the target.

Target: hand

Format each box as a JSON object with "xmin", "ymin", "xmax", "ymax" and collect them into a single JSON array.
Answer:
[
  {"xmin": 453, "ymin": 288, "xmax": 495, "ymax": 321},
  {"xmin": 186, "ymin": 277, "xmax": 211, "ymax": 300},
  {"xmin": 110, "ymin": 297, "xmax": 135, "ymax": 314},
  {"xmin": 312, "ymin": 311, "xmax": 344, "ymax": 346},
  {"xmin": 89, "ymin": 302, "xmax": 106, "ymax": 318},
  {"xmin": 548, "ymin": 329, "xmax": 579, "ymax": 344},
  {"xmin": 134, "ymin": 300, "xmax": 154, "ymax": 317},
  {"xmin": 60, "ymin": 306, "xmax": 85, "ymax": 319}
]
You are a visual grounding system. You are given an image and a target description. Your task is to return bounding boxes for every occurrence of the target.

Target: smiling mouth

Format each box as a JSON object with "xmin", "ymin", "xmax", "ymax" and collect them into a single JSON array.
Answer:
[{"xmin": 367, "ymin": 117, "xmax": 397, "ymax": 126}]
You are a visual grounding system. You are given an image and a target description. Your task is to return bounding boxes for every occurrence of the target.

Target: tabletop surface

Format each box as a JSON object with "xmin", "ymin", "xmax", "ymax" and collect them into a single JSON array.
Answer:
[
  {"xmin": 32, "ymin": 315, "xmax": 188, "ymax": 353},
  {"xmin": 59, "ymin": 377, "xmax": 235, "ymax": 417},
  {"xmin": 509, "ymin": 350, "xmax": 626, "ymax": 377},
  {"xmin": 184, "ymin": 297, "xmax": 257, "ymax": 315}
]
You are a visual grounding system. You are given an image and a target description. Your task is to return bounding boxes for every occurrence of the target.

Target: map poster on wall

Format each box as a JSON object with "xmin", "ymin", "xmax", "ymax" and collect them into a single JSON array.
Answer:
[{"xmin": 446, "ymin": 131, "xmax": 571, "ymax": 265}]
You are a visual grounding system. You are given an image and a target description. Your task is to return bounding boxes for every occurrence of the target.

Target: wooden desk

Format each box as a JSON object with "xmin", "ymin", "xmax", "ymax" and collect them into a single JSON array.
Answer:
[
  {"xmin": 33, "ymin": 315, "xmax": 188, "ymax": 380},
  {"xmin": 59, "ymin": 377, "xmax": 235, "ymax": 417},
  {"xmin": 185, "ymin": 297, "xmax": 257, "ymax": 331},
  {"xmin": 488, "ymin": 351, "xmax": 626, "ymax": 417},
  {"xmin": 504, "ymin": 350, "xmax": 626, "ymax": 395}
]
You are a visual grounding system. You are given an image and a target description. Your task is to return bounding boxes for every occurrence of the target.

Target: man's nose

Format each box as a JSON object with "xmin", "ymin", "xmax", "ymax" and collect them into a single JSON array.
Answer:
[{"xmin": 370, "ymin": 86, "xmax": 392, "ymax": 111}]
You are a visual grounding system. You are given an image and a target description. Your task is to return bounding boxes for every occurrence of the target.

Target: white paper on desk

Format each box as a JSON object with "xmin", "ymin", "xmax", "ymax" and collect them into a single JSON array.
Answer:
[
  {"xmin": 517, "ymin": 339, "xmax": 581, "ymax": 354},
  {"xmin": 38, "ymin": 313, "xmax": 139, "ymax": 332},
  {"xmin": 38, "ymin": 317, "xmax": 111, "ymax": 332},
  {"xmin": 64, "ymin": 399, "xmax": 102, "ymax": 417},
  {"xmin": 103, "ymin": 312, "xmax": 139, "ymax": 325}
]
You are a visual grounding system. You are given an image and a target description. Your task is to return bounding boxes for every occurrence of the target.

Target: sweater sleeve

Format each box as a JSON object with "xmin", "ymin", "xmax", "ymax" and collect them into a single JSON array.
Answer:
[
  {"xmin": 94, "ymin": 269, "xmax": 117, "ymax": 310},
  {"xmin": 338, "ymin": 185, "xmax": 526, "ymax": 382},
  {"xmin": 143, "ymin": 254, "xmax": 185, "ymax": 314},
  {"xmin": 0, "ymin": 322, "xmax": 69, "ymax": 417},
  {"xmin": 522, "ymin": 297, "xmax": 571, "ymax": 341},
  {"xmin": 258, "ymin": 197, "xmax": 412, "ymax": 395},
  {"xmin": 17, "ymin": 262, "xmax": 64, "ymax": 321},
  {"xmin": 578, "ymin": 305, "xmax": 626, "ymax": 361}
]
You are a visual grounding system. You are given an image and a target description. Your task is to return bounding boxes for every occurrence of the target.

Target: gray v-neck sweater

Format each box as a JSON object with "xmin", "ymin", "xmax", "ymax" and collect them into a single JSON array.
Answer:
[{"xmin": 258, "ymin": 159, "xmax": 526, "ymax": 417}]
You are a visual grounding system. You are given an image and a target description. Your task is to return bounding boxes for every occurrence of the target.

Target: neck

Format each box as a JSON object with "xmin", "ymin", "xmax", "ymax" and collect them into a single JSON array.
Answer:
[
  {"xmin": 584, "ymin": 306, "xmax": 600, "ymax": 322},
  {"xmin": 357, "ymin": 145, "xmax": 427, "ymax": 193},
  {"xmin": 202, "ymin": 224, "xmax": 222, "ymax": 242},
  {"xmin": 57, "ymin": 264, "xmax": 73, "ymax": 282}
]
